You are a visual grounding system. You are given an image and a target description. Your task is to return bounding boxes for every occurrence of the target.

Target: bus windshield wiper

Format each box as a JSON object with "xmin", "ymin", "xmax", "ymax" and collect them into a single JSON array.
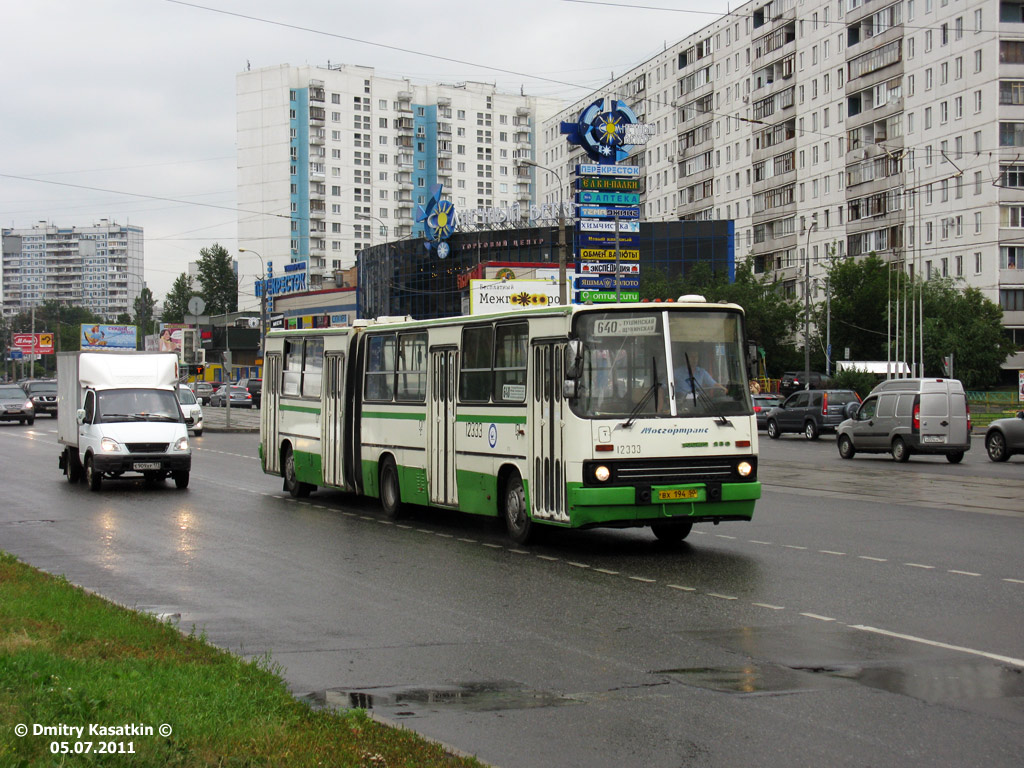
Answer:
[
  {"xmin": 683, "ymin": 353, "xmax": 731, "ymax": 426},
  {"xmin": 622, "ymin": 357, "xmax": 659, "ymax": 429}
]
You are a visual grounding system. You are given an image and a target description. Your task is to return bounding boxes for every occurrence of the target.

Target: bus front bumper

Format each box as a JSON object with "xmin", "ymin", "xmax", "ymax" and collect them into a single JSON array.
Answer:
[{"xmin": 566, "ymin": 481, "xmax": 760, "ymax": 528}]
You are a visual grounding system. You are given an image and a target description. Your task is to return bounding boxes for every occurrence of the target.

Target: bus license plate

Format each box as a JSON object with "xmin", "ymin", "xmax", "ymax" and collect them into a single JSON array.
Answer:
[
  {"xmin": 658, "ymin": 488, "xmax": 699, "ymax": 501},
  {"xmin": 133, "ymin": 462, "xmax": 161, "ymax": 470}
]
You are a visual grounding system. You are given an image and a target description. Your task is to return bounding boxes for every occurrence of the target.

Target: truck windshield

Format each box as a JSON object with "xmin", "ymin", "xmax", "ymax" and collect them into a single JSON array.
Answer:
[
  {"xmin": 96, "ymin": 388, "xmax": 183, "ymax": 423},
  {"xmin": 570, "ymin": 309, "xmax": 752, "ymax": 420}
]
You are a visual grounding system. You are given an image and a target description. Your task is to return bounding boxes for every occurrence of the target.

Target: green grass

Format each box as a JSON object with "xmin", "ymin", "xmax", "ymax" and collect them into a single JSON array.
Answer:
[{"xmin": 0, "ymin": 552, "xmax": 485, "ymax": 767}]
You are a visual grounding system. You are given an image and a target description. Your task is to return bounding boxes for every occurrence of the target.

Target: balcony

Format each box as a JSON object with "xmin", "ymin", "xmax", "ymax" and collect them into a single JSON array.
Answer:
[
  {"xmin": 395, "ymin": 116, "xmax": 414, "ymax": 132},
  {"xmin": 517, "ymin": 106, "xmax": 531, "ymax": 117},
  {"xmin": 437, "ymin": 95, "xmax": 451, "ymax": 106}
]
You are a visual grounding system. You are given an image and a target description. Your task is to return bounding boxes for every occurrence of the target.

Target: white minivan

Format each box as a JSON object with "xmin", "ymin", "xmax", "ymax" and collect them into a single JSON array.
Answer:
[{"xmin": 836, "ymin": 378, "xmax": 972, "ymax": 463}]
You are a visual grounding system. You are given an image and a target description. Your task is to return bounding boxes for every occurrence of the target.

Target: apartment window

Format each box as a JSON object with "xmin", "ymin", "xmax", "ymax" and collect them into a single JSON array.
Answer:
[
  {"xmin": 975, "ymin": 90, "xmax": 983, "ymax": 113},
  {"xmin": 1000, "ymin": 289, "xmax": 1024, "ymax": 311},
  {"xmin": 975, "ymin": 50, "xmax": 982, "ymax": 72},
  {"xmin": 1000, "ymin": 122, "xmax": 1024, "ymax": 146}
]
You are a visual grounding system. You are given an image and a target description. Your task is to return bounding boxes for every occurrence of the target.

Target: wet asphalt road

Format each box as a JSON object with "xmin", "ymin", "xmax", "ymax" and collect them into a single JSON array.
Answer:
[{"xmin": 1, "ymin": 422, "xmax": 1022, "ymax": 768}]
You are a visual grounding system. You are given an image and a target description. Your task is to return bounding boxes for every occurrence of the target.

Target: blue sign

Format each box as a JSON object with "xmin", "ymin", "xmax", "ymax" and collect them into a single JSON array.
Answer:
[
  {"xmin": 256, "ymin": 272, "xmax": 307, "ymax": 297},
  {"xmin": 9, "ymin": 348, "xmax": 23, "ymax": 360},
  {"xmin": 578, "ymin": 191, "xmax": 641, "ymax": 205},
  {"xmin": 576, "ymin": 233, "xmax": 639, "ymax": 247},
  {"xmin": 574, "ymin": 275, "xmax": 640, "ymax": 290},
  {"xmin": 577, "ymin": 206, "xmax": 641, "ymax": 219}
]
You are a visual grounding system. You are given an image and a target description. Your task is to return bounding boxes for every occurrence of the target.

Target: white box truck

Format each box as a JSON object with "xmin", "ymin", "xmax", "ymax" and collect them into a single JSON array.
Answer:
[{"xmin": 57, "ymin": 351, "xmax": 192, "ymax": 490}]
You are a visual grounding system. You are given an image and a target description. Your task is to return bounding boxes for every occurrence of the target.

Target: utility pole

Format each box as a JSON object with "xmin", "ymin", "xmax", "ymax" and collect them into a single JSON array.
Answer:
[{"xmin": 802, "ymin": 213, "xmax": 817, "ymax": 390}]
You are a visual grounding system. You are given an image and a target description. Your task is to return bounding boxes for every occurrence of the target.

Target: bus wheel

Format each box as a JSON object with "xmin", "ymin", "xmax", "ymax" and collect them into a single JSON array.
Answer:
[
  {"xmin": 503, "ymin": 473, "xmax": 533, "ymax": 545},
  {"xmin": 651, "ymin": 521, "xmax": 693, "ymax": 544},
  {"xmin": 379, "ymin": 456, "xmax": 406, "ymax": 518},
  {"xmin": 283, "ymin": 446, "xmax": 312, "ymax": 498}
]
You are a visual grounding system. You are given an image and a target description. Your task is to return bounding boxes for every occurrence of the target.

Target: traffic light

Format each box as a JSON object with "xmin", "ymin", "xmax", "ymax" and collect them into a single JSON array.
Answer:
[{"xmin": 189, "ymin": 364, "xmax": 204, "ymax": 378}]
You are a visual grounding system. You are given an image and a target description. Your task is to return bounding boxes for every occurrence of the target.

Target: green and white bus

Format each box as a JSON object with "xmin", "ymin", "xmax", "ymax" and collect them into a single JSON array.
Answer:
[{"xmin": 259, "ymin": 297, "xmax": 760, "ymax": 543}]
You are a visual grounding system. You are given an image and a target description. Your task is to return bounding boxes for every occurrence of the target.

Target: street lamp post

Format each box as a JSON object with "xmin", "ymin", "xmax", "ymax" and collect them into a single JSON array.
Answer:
[
  {"xmin": 802, "ymin": 214, "xmax": 818, "ymax": 390},
  {"xmin": 519, "ymin": 159, "xmax": 569, "ymax": 306},
  {"xmin": 238, "ymin": 248, "xmax": 267, "ymax": 361}
]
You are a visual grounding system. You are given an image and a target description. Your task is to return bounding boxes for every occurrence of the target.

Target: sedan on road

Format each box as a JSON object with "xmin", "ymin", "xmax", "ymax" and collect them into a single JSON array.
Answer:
[
  {"xmin": 177, "ymin": 385, "xmax": 204, "ymax": 436},
  {"xmin": 0, "ymin": 384, "xmax": 34, "ymax": 425},
  {"xmin": 752, "ymin": 393, "xmax": 782, "ymax": 431},
  {"xmin": 209, "ymin": 385, "xmax": 253, "ymax": 408},
  {"xmin": 984, "ymin": 411, "xmax": 1024, "ymax": 462}
]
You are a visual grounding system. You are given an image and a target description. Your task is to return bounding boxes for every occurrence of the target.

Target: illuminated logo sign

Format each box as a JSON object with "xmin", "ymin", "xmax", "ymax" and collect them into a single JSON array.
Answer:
[
  {"xmin": 579, "ymin": 248, "xmax": 640, "ymax": 260},
  {"xmin": 578, "ymin": 191, "xmax": 641, "ymax": 205},
  {"xmin": 577, "ymin": 206, "xmax": 640, "ymax": 219},
  {"xmin": 416, "ymin": 183, "xmax": 458, "ymax": 259},
  {"xmin": 578, "ymin": 177, "xmax": 641, "ymax": 191},
  {"xmin": 561, "ymin": 99, "xmax": 645, "ymax": 164}
]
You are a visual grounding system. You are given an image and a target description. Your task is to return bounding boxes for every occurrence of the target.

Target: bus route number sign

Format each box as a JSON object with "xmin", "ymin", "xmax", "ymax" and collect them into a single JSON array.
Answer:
[{"xmin": 592, "ymin": 317, "xmax": 658, "ymax": 336}]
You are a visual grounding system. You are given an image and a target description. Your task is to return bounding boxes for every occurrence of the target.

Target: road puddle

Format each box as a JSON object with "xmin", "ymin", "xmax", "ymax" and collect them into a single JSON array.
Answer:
[{"xmin": 302, "ymin": 680, "xmax": 578, "ymax": 717}]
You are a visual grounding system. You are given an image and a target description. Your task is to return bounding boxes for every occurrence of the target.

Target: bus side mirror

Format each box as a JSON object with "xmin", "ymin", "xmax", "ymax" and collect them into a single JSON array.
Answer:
[
  {"xmin": 564, "ymin": 339, "xmax": 583, "ymax": 380},
  {"xmin": 562, "ymin": 380, "xmax": 579, "ymax": 400}
]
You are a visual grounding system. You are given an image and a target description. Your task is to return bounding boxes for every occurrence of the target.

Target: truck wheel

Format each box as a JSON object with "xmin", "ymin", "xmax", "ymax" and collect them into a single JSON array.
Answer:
[
  {"xmin": 67, "ymin": 449, "xmax": 83, "ymax": 483},
  {"xmin": 85, "ymin": 456, "xmax": 102, "ymax": 491},
  {"xmin": 173, "ymin": 471, "xmax": 190, "ymax": 489}
]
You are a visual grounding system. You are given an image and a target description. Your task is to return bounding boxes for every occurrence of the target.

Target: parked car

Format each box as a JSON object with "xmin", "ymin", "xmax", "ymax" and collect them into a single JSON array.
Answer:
[
  {"xmin": 836, "ymin": 378, "xmax": 971, "ymax": 463},
  {"xmin": 190, "ymin": 381, "xmax": 214, "ymax": 405},
  {"xmin": 765, "ymin": 389, "xmax": 861, "ymax": 440},
  {"xmin": 209, "ymin": 385, "xmax": 253, "ymax": 408},
  {"xmin": 752, "ymin": 393, "xmax": 782, "ymax": 431},
  {"xmin": 0, "ymin": 384, "xmax": 35, "ymax": 425},
  {"xmin": 778, "ymin": 371, "xmax": 833, "ymax": 397},
  {"xmin": 177, "ymin": 385, "xmax": 204, "ymax": 437},
  {"xmin": 237, "ymin": 377, "xmax": 262, "ymax": 408},
  {"xmin": 20, "ymin": 379, "xmax": 58, "ymax": 417},
  {"xmin": 984, "ymin": 410, "xmax": 1024, "ymax": 462}
]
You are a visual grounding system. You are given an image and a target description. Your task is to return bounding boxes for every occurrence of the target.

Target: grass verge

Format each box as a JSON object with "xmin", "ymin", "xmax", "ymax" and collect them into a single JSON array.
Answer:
[{"xmin": 0, "ymin": 551, "xmax": 484, "ymax": 767}]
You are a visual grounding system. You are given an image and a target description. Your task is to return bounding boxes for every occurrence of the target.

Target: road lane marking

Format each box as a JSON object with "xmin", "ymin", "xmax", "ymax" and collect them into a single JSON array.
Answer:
[
  {"xmin": 819, "ymin": 550, "xmax": 846, "ymax": 556},
  {"xmin": 667, "ymin": 584, "xmax": 696, "ymax": 592},
  {"xmin": 859, "ymin": 556, "xmax": 887, "ymax": 562},
  {"xmin": 850, "ymin": 625, "xmax": 1024, "ymax": 668},
  {"xmin": 782, "ymin": 544, "xmax": 808, "ymax": 550},
  {"xmin": 749, "ymin": 540, "xmax": 773, "ymax": 545},
  {"xmin": 948, "ymin": 569, "xmax": 980, "ymax": 577},
  {"xmin": 905, "ymin": 563, "xmax": 935, "ymax": 569},
  {"xmin": 753, "ymin": 603, "xmax": 785, "ymax": 610},
  {"xmin": 628, "ymin": 576, "xmax": 656, "ymax": 583},
  {"xmin": 566, "ymin": 561, "xmax": 590, "ymax": 569},
  {"xmin": 594, "ymin": 568, "xmax": 619, "ymax": 575},
  {"xmin": 1003, "ymin": 578, "xmax": 1024, "ymax": 584},
  {"xmin": 706, "ymin": 593, "xmax": 737, "ymax": 600},
  {"xmin": 800, "ymin": 613, "xmax": 835, "ymax": 622}
]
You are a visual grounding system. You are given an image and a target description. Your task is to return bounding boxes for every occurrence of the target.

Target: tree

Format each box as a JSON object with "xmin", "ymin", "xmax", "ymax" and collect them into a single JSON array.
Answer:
[
  {"xmin": 196, "ymin": 243, "xmax": 238, "ymax": 316},
  {"xmin": 133, "ymin": 286, "xmax": 157, "ymax": 347},
  {"xmin": 820, "ymin": 253, "xmax": 892, "ymax": 364},
  {"xmin": 163, "ymin": 273, "xmax": 195, "ymax": 324},
  {"xmin": 920, "ymin": 279, "xmax": 1015, "ymax": 389}
]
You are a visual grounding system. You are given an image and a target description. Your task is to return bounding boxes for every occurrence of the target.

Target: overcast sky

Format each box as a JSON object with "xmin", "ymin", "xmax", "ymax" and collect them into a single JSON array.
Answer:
[{"xmin": 2, "ymin": 0, "xmax": 734, "ymax": 312}]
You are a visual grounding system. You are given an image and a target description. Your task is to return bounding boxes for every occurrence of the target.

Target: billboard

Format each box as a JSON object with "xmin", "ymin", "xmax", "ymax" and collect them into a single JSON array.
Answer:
[
  {"xmin": 80, "ymin": 324, "xmax": 137, "ymax": 351},
  {"xmin": 12, "ymin": 332, "xmax": 54, "ymax": 355},
  {"xmin": 469, "ymin": 279, "xmax": 573, "ymax": 315}
]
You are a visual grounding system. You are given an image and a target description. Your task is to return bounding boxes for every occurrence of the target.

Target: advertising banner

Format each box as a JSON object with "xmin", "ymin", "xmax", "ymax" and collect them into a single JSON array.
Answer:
[
  {"xmin": 578, "ymin": 262, "xmax": 641, "ymax": 275},
  {"xmin": 577, "ymin": 191, "xmax": 641, "ymax": 205},
  {"xmin": 577, "ymin": 177, "xmax": 641, "ymax": 191},
  {"xmin": 576, "ymin": 164, "xmax": 641, "ymax": 177},
  {"xmin": 470, "ymin": 279, "xmax": 572, "ymax": 314},
  {"xmin": 576, "ymin": 290, "xmax": 640, "ymax": 303},
  {"xmin": 12, "ymin": 332, "xmax": 55, "ymax": 355},
  {"xmin": 577, "ymin": 206, "xmax": 641, "ymax": 219},
  {"xmin": 80, "ymin": 324, "xmax": 137, "ymax": 351},
  {"xmin": 578, "ymin": 220, "xmax": 640, "ymax": 233},
  {"xmin": 575, "ymin": 275, "xmax": 640, "ymax": 290},
  {"xmin": 577, "ymin": 233, "xmax": 638, "ymax": 246},
  {"xmin": 578, "ymin": 247, "xmax": 640, "ymax": 261},
  {"xmin": 156, "ymin": 323, "xmax": 192, "ymax": 357}
]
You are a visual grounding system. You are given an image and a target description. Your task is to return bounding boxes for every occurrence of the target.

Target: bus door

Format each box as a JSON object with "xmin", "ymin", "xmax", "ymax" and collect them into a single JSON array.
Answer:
[
  {"xmin": 429, "ymin": 348, "xmax": 458, "ymax": 506},
  {"xmin": 531, "ymin": 342, "xmax": 567, "ymax": 522},
  {"xmin": 262, "ymin": 352, "xmax": 282, "ymax": 474},
  {"xmin": 320, "ymin": 352, "xmax": 346, "ymax": 489}
]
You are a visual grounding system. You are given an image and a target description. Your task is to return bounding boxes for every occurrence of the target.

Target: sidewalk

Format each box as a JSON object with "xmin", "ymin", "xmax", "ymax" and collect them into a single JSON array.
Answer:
[{"xmin": 201, "ymin": 404, "xmax": 261, "ymax": 433}]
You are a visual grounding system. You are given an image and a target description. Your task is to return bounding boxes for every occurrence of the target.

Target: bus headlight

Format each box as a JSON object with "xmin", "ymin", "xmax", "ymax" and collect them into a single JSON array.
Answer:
[
  {"xmin": 736, "ymin": 461, "xmax": 753, "ymax": 477},
  {"xmin": 594, "ymin": 465, "xmax": 611, "ymax": 482}
]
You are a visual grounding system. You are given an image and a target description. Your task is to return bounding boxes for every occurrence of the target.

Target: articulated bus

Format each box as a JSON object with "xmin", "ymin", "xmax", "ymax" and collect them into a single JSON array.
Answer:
[{"xmin": 259, "ymin": 297, "xmax": 760, "ymax": 544}]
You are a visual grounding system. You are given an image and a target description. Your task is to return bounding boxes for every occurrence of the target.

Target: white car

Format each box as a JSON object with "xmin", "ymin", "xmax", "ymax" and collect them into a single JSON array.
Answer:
[{"xmin": 177, "ymin": 385, "xmax": 204, "ymax": 437}]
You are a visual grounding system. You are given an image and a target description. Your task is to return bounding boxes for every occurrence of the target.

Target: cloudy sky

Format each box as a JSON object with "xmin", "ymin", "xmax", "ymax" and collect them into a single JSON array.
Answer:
[{"xmin": 2, "ymin": 0, "xmax": 733, "ymax": 312}]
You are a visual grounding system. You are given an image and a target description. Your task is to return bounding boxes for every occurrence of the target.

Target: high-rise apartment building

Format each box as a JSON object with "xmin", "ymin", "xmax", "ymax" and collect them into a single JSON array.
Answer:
[
  {"xmin": 1, "ymin": 219, "xmax": 144, "ymax": 320},
  {"xmin": 536, "ymin": 0, "xmax": 1024, "ymax": 347},
  {"xmin": 236, "ymin": 64, "xmax": 565, "ymax": 286}
]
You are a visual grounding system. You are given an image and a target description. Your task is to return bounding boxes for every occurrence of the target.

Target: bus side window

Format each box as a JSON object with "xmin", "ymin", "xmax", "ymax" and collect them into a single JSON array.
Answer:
[
  {"xmin": 364, "ymin": 334, "xmax": 396, "ymax": 401},
  {"xmin": 459, "ymin": 325, "xmax": 492, "ymax": 402},
  {"xmin": 302, "ymin": 338, "xmax": 324, "ymax": 398},
  {"xmin": 493, "ymin": 322, "xmax": 528, "ymax": 402},
  {"xmin": 283, "ymin": 339, "xmax": 303, "ymax": 396},
  {"xmin": 396, "ymin": 332, "xmax": 427, "ymax": 402}
]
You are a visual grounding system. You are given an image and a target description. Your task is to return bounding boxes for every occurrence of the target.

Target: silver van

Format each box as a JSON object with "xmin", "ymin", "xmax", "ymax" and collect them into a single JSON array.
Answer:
[{"xmin": 836, "ymin": 378, "xmax": 971, "ymax": 463}]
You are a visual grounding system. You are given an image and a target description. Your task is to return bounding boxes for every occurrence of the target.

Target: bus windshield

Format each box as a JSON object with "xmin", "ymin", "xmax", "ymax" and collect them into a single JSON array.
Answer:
[{"xmin": 571, "ymin": 309, "xmax": 752, "ymax": 419}]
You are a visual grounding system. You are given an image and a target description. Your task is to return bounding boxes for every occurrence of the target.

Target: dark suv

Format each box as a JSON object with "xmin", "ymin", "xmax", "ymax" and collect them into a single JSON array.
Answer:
[
  {"xmin": 238, "ymin": 378, "xmax": 262, "ymax": 408},
  {"xmin": 765, "ymin": 389, "xmax": 861, "ymax": 440},
  {"xmin": 778, "ymin": 371, "xmax": 833, "ymax": 397},
  {"xmin": 20, "ymin": 379, "xmax": 58, "ymax": 418}
]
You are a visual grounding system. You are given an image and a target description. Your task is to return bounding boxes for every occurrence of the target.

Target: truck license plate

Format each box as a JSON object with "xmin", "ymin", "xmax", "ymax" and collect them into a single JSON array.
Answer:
[
  {"xmin": 133, "ymin": 462, "xmax": 161, "ymax": 470},
  {"xmin": 922, "ymin": 435, "xmax": 946, "ymax": 444},
  {"xmin": 657, "ymin": 488, "xmax": 699, "ymax": 501}
]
